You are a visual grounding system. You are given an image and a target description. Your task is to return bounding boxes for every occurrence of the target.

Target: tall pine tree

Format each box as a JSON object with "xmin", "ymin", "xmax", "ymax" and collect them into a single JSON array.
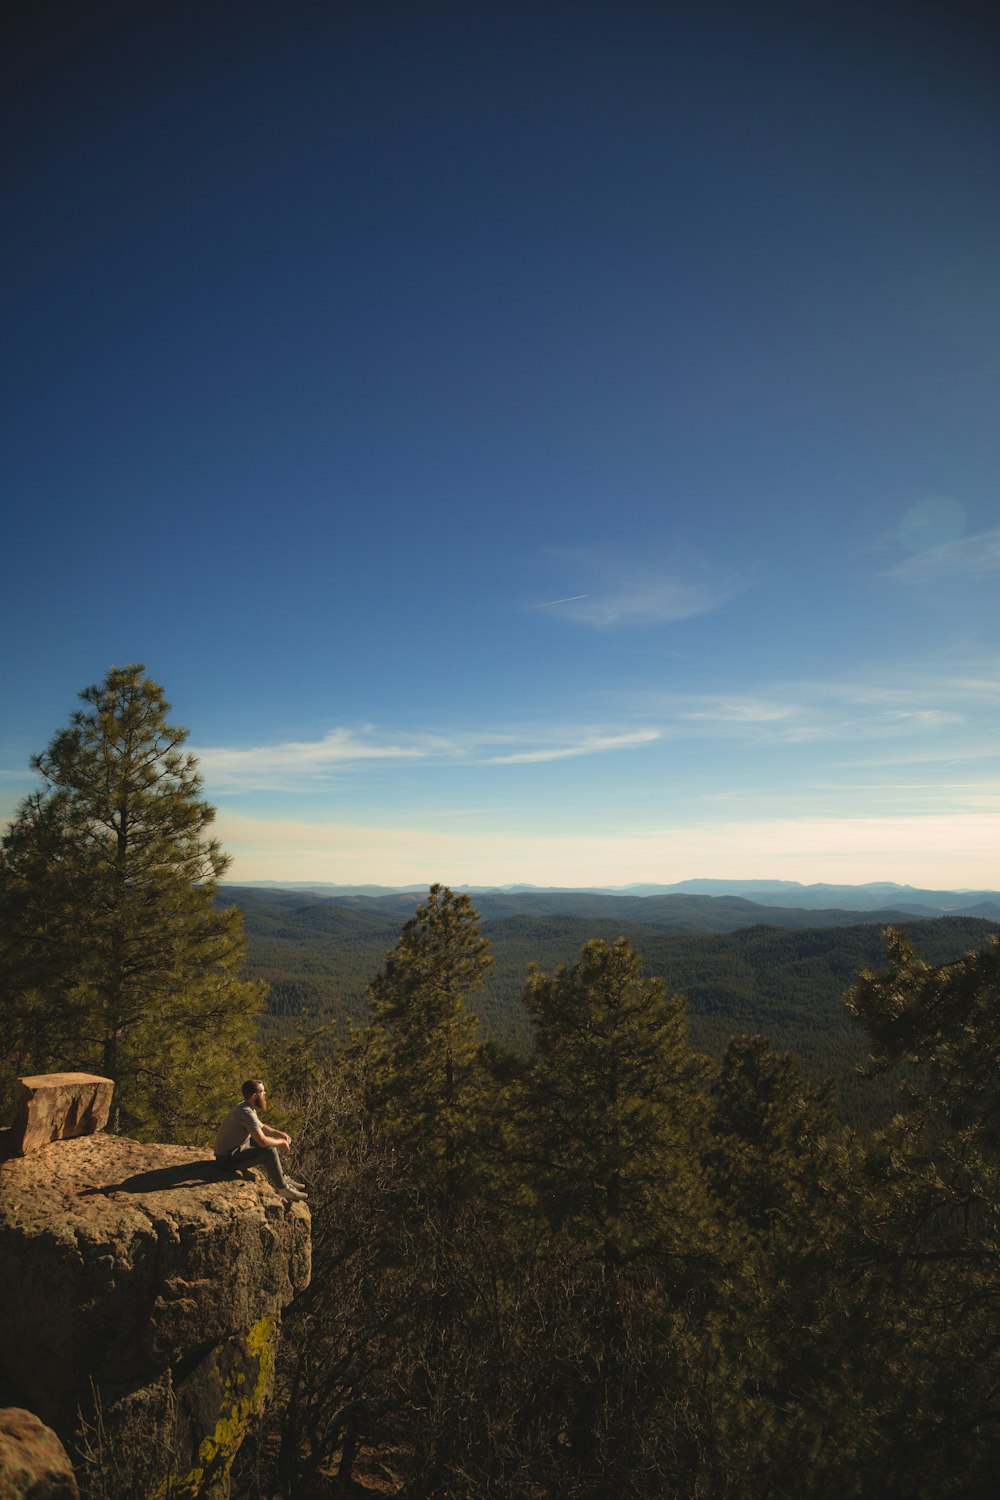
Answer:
[
  {"xmin": 344, "ymin": 886, "xmax": 496, "ymax": 1493},
  {"xmin": 513, "ymin": 938, "xmax": 719, "ymax": 1492},
  {"xmin": 361, "ymin": 882, "xmax": 493, "ymax": 1180},
  {"xmin": 841, "ymin": 931, "xmax": 1000, "ymax": 1493},
  {"xmin": 518, "ymin": 937, "xmax": 712, "ymax": 1269},
  {"xmin": 0, "ymin": 664, "xmax": 263, "ymax": 1139}
]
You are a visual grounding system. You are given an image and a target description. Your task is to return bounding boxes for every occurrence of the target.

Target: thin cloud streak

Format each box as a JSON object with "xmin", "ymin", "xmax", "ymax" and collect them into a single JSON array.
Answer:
[
  {"xmin": 487, "ymin": 729, "xmax": 661, "ymax": 764},
  {"xmin": 884, "ymin": 528, "xmax": 1000, "ymax": 581},
  {"xmin": 640, "ymin": 659, "xmax": 999, "ymax": 749},
  {"xmin": 192, "ymin": 721, "xmax": 663, "ymax": 790},
  {"xmin": 184, "ymin": 654, "xmax": 998, "ymax": 796},
  {"xmin": 680, "ymin": 699, "xmax": 795, "ymax": 725},
  {"xmin": 526, "ymin": 594, "xmax": 590, "ymax": 610},
  {"xmin": 193, "ymin": 728, "xmax": 431, "ymax": 790},
  {"xmin": 561, "ymin": 576, "xmax": 735, "ymax": 627},
  {"xmin": 534, "ymin": 547, "xmax": 747, "ymax": 628},
  {"xmin": 842, "ymin": 743, "xmax": 1000, "ymax": 769}
]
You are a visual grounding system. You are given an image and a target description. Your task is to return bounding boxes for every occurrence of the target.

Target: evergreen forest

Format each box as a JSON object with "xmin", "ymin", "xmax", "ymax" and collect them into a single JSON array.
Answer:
[
  {"xmin": 4, "ymin": 668, "xmax": 1000, "ymax": 1498},
  {"xmin": 228, "ymin": 889, "xmax": 1000, "ymax": 1500},
  {"xmin": 233, "ymin": 883, "xmax": 996, "ymax": 1133}
]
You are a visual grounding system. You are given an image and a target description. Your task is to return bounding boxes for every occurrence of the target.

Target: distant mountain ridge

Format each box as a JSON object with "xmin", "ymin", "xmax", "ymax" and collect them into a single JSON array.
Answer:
[
  {"xmin": 225, "ymin": 879, "xmax": 1000, "ymax": 921},
  {"xmin": 225, "ymin": 884, "xmax": 934, "ymax": 934}
]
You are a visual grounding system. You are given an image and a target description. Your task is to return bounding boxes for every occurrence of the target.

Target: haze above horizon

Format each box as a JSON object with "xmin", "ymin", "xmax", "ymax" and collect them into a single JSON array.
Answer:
[{"xmin": 3, "ymin": 3, "xmax": 998, "ymax": 890}]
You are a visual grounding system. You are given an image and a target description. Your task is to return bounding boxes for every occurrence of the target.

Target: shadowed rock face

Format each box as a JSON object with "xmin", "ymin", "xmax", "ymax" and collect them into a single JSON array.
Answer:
[{"xmin": 0, "ymin": 1132, "xmax": 310, "ymax": 1494}]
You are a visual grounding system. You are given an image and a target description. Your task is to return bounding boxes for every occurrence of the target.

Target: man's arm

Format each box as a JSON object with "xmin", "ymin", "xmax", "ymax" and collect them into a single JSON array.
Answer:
[{"xmin": 250, "ymin": 1122, "xmax": 291, "ymax": 1150}]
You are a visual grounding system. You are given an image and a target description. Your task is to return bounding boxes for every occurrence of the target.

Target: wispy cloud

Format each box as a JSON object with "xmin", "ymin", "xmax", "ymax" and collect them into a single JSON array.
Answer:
[
  {"xmin": 661, "ymin": 692, "xmax": 842, "ymax": 745},
  {"xmin": 487, "ymin": 729, "xmax": 660, "ymax": 765},
  {"xmin": 680, "ymin": 698, "xmax": 796, "ymax": 726},
  {"xmin": 526, "ymin": 594, "xmax": 590, "ymax": 610},
  {"xmin": 531, "ymin": 548, "xmax": 746, "ymax": 627},
  {"xmin": 637, "ymin": 657, "xmax": 999, "ymax": 750},
  {"xmin": 565, "ymin": 578, "xmax": 731, "ymax": 627},
  {"xmin": 193, "ymin": 722, "xmax": 661, "ymax": 790},
  {"xmin": 187, "ymin": 649, "xmax": 1000, "ymax": 796},
  {"xmin": 192, "ymin": 727, "xmax": 436, "ymax": 790},
  {"xmin": 884, "ymin": 528, "xmax": 1000, "ymax": 581}
]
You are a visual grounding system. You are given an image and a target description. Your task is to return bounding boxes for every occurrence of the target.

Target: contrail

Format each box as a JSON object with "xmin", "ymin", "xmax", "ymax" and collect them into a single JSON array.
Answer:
[{"xmin": 527, "ymin": 593, "xmax": 589, "ymax": 609}]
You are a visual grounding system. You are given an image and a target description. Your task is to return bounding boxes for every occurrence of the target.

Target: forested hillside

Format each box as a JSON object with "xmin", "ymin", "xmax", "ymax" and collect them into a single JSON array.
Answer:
[
  {"xmin": 226, "ymin": 885, "xmax": 997, "ymax": 1130},
  {"xmin": 223, "ymin": 892, "xmax": 1000, "ymax": 1500}
]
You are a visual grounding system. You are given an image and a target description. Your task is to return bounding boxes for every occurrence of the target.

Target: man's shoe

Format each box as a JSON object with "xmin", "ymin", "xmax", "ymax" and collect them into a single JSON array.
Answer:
[{"xmin": 280, "ymin": 1184, "xmax": 308, "ymax": 1202}]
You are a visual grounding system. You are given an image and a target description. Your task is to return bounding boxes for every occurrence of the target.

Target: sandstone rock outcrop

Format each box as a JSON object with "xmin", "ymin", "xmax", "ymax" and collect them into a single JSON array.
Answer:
[
  {"xmin": 9, "ymin": 1073, "xmax": 113, "ymax": 1155},
  {"xmin": 0, "ymin": 1129, "xmax": 310, "ymax": 1497},
  {"xmin": 0, "ymin": 1408, "xmax": 79, "ymax": 1499}
]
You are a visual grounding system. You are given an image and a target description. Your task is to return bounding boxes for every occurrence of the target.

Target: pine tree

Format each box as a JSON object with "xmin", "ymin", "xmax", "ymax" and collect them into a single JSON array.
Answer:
[
  {"xmin": 847, "ymin": 927, "xmax": 1000, "ymax": 1140},
  {"xmin": 841, "ymin": 930, "xmax": 1000, "ymax": 1492},
  {"xmin": 513, "ymin": 938, "xmax": 718, "ymax": 1492},
  {"xmin": 702, "ymin": 1034, "xmax": 873, "ymax": 1498},
  {"xmin": 338, "ymin": 886, "xmax": 496, "ymax": 1493},
  {"xmin": 518, "ymin": 937, "xmax": 711, "ymax": 1268},
  {"xmin": 706, "ymin": 1031, "xmax": 842, "ymax": 1235},
  {"xmin": 361, "ymin": 882, "xmax": 493, "ymax": 1179},
  {"xmin": 0, "ymin": 664, "xmax": 263, "ymax": 1139}
]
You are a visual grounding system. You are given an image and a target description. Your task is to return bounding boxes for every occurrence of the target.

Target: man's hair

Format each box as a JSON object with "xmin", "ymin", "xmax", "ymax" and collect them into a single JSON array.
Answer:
[{"xmin": 242, "ymin": 1079, "xmax": 264, "ymax": 1101}]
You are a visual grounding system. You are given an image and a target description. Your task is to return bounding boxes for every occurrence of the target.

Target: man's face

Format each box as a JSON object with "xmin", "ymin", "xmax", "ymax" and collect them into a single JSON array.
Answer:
[{"xmin": 254, "ymin": 1084, "xmax": 267, "ymax": 1112}]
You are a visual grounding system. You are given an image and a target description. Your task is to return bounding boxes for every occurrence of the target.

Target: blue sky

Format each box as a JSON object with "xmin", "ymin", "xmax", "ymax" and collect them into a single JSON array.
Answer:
[{"xmin": 3, "ymin": 1, "xmax": 998, "ymax": 888}]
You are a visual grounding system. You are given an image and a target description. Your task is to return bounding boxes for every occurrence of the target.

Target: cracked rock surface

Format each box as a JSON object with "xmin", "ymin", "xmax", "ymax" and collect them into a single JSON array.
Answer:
[{"xmin": 0, "ymin": 1132, "xmax": 310, "ymax": 1433}]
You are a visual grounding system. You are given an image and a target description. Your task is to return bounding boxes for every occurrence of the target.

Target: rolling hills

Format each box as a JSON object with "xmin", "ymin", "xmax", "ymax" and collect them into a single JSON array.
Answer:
[{"xmin": 225, "ymin": 884, "xmax": 999, "ymax": 1128}]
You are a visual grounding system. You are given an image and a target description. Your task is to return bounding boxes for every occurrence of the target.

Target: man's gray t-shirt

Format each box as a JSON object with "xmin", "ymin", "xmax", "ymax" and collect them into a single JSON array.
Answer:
[{"xmin": 214, "ymin": 1102, "xmax": 263, "ymax": 1157}]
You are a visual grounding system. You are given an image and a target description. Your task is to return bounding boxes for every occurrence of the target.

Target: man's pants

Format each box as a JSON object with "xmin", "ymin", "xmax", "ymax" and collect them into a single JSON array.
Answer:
[{"xmin": 218, "ymin": 1142, "xmax": 287, "ymax": 1188}]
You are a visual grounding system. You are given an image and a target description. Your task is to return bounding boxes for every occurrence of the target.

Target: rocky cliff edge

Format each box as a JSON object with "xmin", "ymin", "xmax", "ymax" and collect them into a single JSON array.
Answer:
[{"xmin": 0, "ymin": 1127, "xmax": 310, "ymax": 1496}]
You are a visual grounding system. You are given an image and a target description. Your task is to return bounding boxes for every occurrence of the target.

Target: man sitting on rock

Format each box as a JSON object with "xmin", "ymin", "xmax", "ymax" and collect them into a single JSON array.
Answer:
[{"xmin": 214, "ymin": 1080, "xmax": 307, "ymax": 1201}]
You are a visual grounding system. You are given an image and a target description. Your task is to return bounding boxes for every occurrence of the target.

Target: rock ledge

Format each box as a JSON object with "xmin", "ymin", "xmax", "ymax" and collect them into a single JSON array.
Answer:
[{"xmin": 0, "ymin": 1130, "xmax": 310, "ymax": 1493}]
